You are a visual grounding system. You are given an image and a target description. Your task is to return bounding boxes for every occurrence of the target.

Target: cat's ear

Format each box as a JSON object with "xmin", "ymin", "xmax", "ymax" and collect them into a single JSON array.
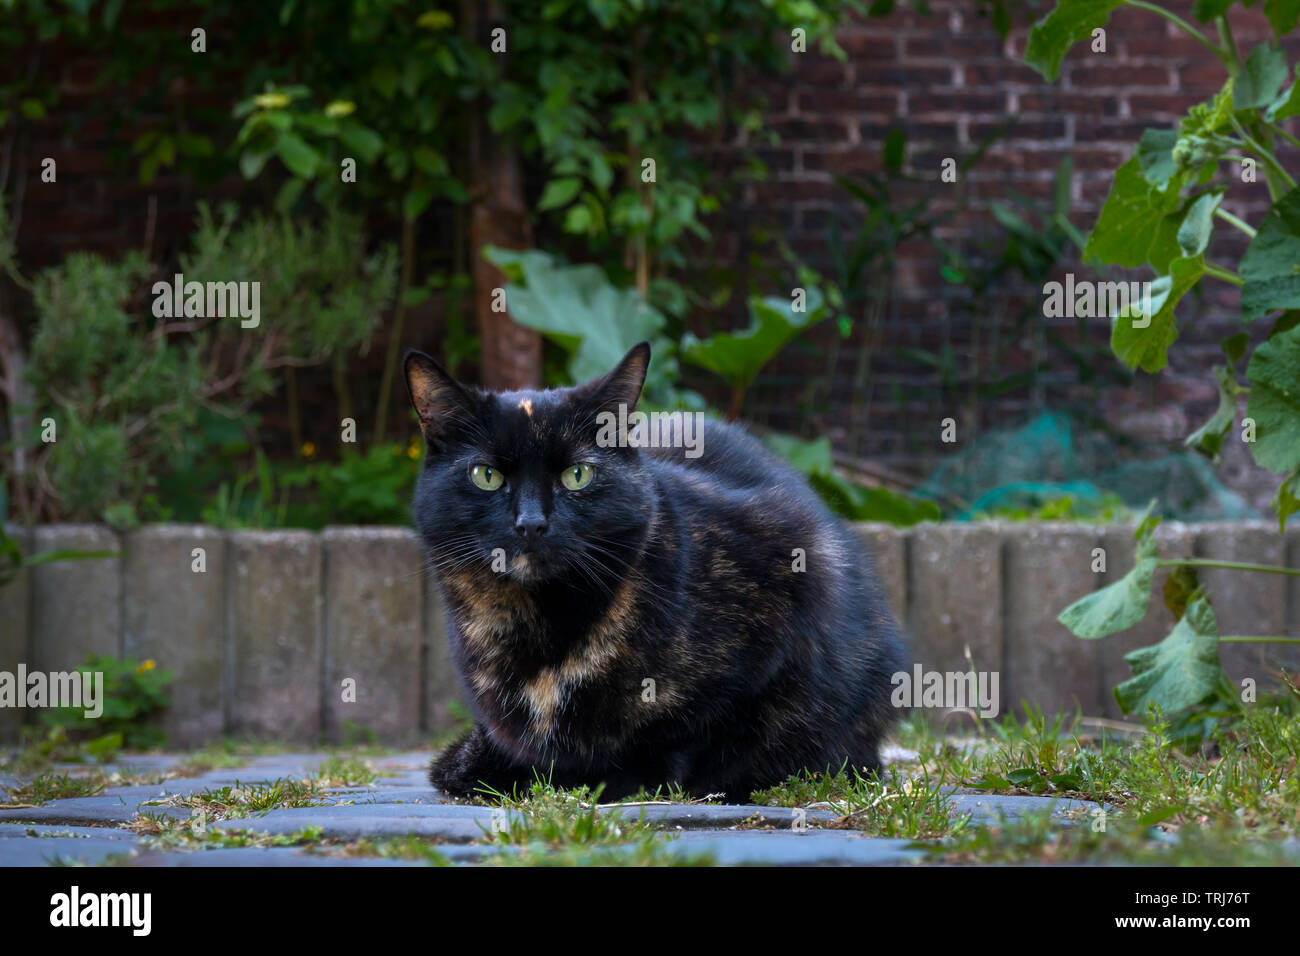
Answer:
[
  {"xmin": 404, "ymin": 349, "xmax": 477, "ymax": 449},
  {"xmin": 578, "ymin": 341, "xmax": 651, "ymax": 413}
]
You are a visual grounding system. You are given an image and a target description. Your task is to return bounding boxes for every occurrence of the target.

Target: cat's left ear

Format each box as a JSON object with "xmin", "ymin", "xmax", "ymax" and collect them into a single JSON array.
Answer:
[
  {"xmin": 404, "ymin": 349, "xmax": 478, "ymax": 450},
  {"xmin": 578, "ymin": 341, "xmax": 651, "ymax": 413}
]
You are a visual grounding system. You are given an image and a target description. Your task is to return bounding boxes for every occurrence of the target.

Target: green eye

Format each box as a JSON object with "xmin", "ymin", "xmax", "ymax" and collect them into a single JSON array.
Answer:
[
  {"xmin": 561, "ymin": 462, "xmax": 594, "ymax": 491},
  {"xmin": 470, "ymin": 464, "xmax": 504, "ymax": 491}
]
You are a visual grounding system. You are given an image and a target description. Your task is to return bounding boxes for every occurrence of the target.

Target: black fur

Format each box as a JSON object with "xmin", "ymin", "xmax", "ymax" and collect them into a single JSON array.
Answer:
[{"xmin": 406, "ymin": 342, "xmax": 906, "ymax": 801}]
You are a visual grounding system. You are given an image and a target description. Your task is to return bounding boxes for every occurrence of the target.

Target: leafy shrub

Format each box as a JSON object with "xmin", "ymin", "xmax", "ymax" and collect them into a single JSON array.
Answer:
[{"xmin": 40, "ymin": 655, "xmax": 174, "ymax": 750}]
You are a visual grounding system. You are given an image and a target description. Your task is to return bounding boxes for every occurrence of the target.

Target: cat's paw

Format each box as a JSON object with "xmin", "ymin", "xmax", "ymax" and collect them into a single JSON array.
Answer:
[{"xmin": 429, "ymin": 724, "xmax": 507, "ymax": 797}]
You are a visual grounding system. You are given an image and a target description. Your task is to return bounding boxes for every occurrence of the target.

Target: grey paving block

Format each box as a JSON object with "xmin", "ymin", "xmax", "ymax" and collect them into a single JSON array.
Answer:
[
  {"xmin": 949, "ymin": 792, "xmax": 1102, "ymax": 826},
  {"xmin": 0, "ymin": 823, "xmax": 141, "ymax": 840},
  {"xmin": 665, "ymin": 830, "xmax": 925, "ymax": 865},
  {"xmin": 1095, "ymin": 523, "xmax": 1195, "ymax": 718},
  {"xmin": 228, "ymin": 531, "xmax": 321, "ymax": 741},
  {"xmin": 854, "ymin": 523, "xmax": 907, "ymax": 623},
  {"xmin": 322, "ymin": 528, "xmax": 423, "ymax": 743},
  {"xmin": 123, "ymin": 525, "xmax": 226, "ymax": 746},
  {"xmin": 605, "ymin": 803, "xmax": 837, "ymax": 829},
  {"xmin": 0, "ymin": 798, "xmax": 189, "ymax": 826},
  {"xmin": 212, "ymin": 802, "xmax": 517, "ymax": 842},
  {"xmin": 904, "ymin": 523, "xmax": 1002, "ymax": 725},
  {"xmin": 1, "ymin": 526, "xmax": 32, "ymax": 743},
  {"xmin": 0, "ymin": 835, "xmax": 139, "ymax": 866},
  {"xmin": 30, "ymin": 525, "xmax": 121, "ymax": 672},
  {"xmin": 126, "ymin": 846, "xmax": 423, "ymax": 867},
  {"xmin": 1003, "ymin": 523, "xmax": 1103, "ymax": 718}
]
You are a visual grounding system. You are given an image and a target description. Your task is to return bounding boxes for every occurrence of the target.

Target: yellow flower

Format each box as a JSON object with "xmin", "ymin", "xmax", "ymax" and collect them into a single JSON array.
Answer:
[
  {"xmin": 407, "ymin": 444, "xmax": 420, "ymax": 460},
  {"xmin": 324, "ymin": 100, "xmax": 355, "ymax": 118},
  {"xmin": 417, "ymin": 10, "xmax": 454, "ymax": 30},
  {"xmin": 302, "ymin": 441, "xmax": 316, "ymax": 459},
  {"xmin": 137, "ymin": 659, "xmax": 156, "ymax": 674},
  {"xmin": 254, "ymin": 92, "xmax": 291, "ymax": 110}
]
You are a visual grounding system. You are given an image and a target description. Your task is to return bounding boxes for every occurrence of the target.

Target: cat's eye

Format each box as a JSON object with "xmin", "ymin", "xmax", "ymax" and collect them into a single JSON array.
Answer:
[
  {"xmin": 469, "ymin": 464, "xmax": 504, "ymax": 491},
  {"xmin": 561, "ymin": 462, "xmax": 594, "ymax": 491}
]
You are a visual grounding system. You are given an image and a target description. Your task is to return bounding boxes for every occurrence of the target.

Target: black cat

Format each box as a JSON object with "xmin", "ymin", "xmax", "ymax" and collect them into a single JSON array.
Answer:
[{"xmin": 405, "ymin": 341, "xmax": 906, "ymax": 801}]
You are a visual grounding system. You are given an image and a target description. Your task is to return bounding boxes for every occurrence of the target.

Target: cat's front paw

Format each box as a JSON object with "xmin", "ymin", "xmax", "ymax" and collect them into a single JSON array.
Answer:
[{"xmin": 430, "ymin": 724, "xmax": 517, "ymax": 797}]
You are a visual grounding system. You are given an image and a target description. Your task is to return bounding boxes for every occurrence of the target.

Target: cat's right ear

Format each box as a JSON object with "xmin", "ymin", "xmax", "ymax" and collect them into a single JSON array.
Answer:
[{"xmin": 404, "ymin": 349, "xmax": 476, "ymax": 450}]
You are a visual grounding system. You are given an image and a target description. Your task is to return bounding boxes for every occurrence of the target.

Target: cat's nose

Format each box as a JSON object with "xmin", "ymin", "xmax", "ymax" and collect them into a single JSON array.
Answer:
[{"xmin": 515, "ymin": 515, "xmax": 549, "ymax": 541}]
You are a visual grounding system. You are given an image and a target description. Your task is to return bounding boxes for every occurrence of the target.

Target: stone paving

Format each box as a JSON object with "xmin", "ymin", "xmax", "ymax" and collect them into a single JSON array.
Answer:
[{"xmin": 0, "ymin": 750, "xmax": 1105, "ymax": 866}]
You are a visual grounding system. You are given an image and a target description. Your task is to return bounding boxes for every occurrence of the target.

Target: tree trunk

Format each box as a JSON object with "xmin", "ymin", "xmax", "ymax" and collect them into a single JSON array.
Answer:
[{"xmin": 463, "ymin": 0, "xmax": 540, "ymax": 391}]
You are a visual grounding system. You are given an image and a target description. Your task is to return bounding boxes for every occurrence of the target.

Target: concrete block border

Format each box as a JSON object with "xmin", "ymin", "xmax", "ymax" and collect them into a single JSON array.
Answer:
[{"xmin": 0, "ymin": 521, "xmax": 1296, "ymax": 745}]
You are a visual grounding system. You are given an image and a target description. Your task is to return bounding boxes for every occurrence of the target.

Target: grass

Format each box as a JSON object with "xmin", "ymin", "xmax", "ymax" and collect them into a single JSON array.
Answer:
[{"xmin": 0, "ymin": 770, "xmax": 107, "ymax": 806}]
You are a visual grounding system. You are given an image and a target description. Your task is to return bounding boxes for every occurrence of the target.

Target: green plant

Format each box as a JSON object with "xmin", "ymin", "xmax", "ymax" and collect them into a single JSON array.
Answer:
[
  {"xmin": 40, "ymin": 655, "xmax": 174, "ymax": 750},
  {"xmin": 1028, "ymin": 1, "xmax": 1300, "ymax": 727}
]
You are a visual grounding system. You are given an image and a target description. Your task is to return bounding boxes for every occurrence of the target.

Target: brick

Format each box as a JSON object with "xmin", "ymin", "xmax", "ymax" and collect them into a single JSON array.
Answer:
[
  {"xmin": 123, "ymin": 526, "xmax": 225, "ymax": 746},
  {"xmin": 322, "ymin": 528, "xmax": 423, "ymax": 744},
  {"xmin": 854, "ymin": 523, "xmax": 907, "ymax": 623},
  {"xmin": 228, "ymin": 530, "xmax": 321, "ymax": 741}
]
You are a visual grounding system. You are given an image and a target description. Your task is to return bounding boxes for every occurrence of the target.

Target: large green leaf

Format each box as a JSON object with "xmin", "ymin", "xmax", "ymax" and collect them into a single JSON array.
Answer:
[
  {"xmin": 1084, "ymin": 157, "xmax": 1185, "ymax": 271},
  {"xmin": 1058, "ymin": 522, "xmax": 1161, "ymax": 639},
  {"xmin": 1244, "ymin": 318, "xmax": 1300, "ymax": 473},
  {"xmin": 1234, "ymin": 44, "xmax": 1289, "ymax": 110},
  {"xmin": 1176, "ymin": 190, "xmax": 1223, "ymax": 256},
  {"xmin": 1024, "ymin": 0, "xmax": 1124, "ymax": 82},
  {"xmin": 483, "ymin": 246, "xmax": 674, "ymax": 391},
  {"xmin": 680, "ymin": 289, "xmax": 827, "ymax": 390},
  {"xmin": 1115, "ymin": 592, "xmax": 1222, "ymax": 715},
  {"xmin": 1239, "ymin": 188, "xmax": 1300, "ymax": 321},
  {"xmin": 1110, "ymin": 255, "xmax": 1204, "ymax": 373},
  {"xmin": 1263, "ymin": 0, "xmax": 1300, "ymax": 35}
]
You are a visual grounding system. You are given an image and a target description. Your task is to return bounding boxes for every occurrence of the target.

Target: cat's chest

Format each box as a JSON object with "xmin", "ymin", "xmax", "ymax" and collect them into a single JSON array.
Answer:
[{"xmin": 442, "ymin": 575, "xmax": 641, "ymax": 758}]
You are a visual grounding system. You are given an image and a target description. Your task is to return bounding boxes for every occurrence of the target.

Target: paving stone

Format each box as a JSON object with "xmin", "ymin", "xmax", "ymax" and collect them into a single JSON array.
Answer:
[
  {"xmin": 228, "ymin": 531, "xmax": 322, "ymax": 741},
  {"xmin": 127, "ymin": 847, "xmax": 422, "ymax": 867},
  {"xmin": 123, "ymin": 525, "xmax": 226, "ymax": 746},
  {"xmin": 949, "ymin": 792, "xmax": 1101, "ymax": 826},
  {"xmin": 30, "ymin": 525, "xmax": 121, "ymax": 672},
  {"xmin": 0, "ymin": 835, "xmax": 139, "ymax": 866},
  {"xmin": 664, "ymin": 830, "xmax": 926, "ymax": 865},
  {"xmin": 212, "ymin": 802, "xmax": 519, "ymax": 842},
  {"xmin": 0, "ymin": 797, "xmax": 190, "ymax": 826},
  {"xmin": 322, "ymin": 528, "xmax": 423, "ymax": 743},
  {"xmin": 0, "ymin": 822, "xmax": 141, "ymax": 840},
  {"xmin": 605, "ymin": 803, "xmax": 838, "ymax": 829}
]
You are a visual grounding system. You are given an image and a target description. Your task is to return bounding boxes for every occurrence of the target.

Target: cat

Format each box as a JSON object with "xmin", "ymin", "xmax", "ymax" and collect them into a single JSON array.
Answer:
[{"xmin": 405, "ymin": 341, "xmax": 906, "ymax": 801}]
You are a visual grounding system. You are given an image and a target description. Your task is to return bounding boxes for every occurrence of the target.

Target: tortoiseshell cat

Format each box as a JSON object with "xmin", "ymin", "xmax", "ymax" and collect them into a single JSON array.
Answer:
[{"xmin": 405, "ymin": 342, "xmax": 905, "ymax": 800}]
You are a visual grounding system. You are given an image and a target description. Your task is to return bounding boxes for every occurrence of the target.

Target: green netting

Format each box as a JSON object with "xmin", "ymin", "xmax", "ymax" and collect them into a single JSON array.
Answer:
[{"xmin": 916, "ymin": 412, "xmax": 1259, "ymax": 522}]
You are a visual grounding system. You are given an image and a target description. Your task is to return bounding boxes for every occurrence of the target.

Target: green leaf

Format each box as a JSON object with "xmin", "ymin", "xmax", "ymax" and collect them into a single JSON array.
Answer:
[
  {"xmin": 1162, "ymin": 564, "xmax": 1199, "ymax": 621},
  {"xmin": 275, "ymin": 132, "xmax": 320, "ymax": 178},
  {"xmin": 1136, "ymin": 128, "xmax": 1179, "ymax": 188},
  {"xmin": 680, "ymin": 290, "xmax": 827, "ymax": 390},
  {"xmin": 1239, "ymin": 187, "xmax": 1300, "ymax": 321},
  {"xmin": 1274, "ymin": 465, "xmax": 1300, "ymax": 531},
  {"xmin": 1192, "ymin": 1, "xmax": 1234, "ymax": 21},
  {"xmin": 1221, "ymin": 331, "xmax": 1250, "ymax": 364},
  {"xmin": 1024, "ymin": 0, "xmax": 1124, "ymax": 82},
  {"xmin": 1234, "ymin": 44, "xmax": 1288, "ymax": 110},
  {"xmin": 883, "ymin": 128, "xmax": 906, "ymax": 173},
  {"xmin": 1176, "ymin": 190, "xmax": 1222, "ymax": 256},
  {"xmin": 1265, "ymin": 66, "xmax": 1300, "ymax": 121},
  {"xmin": 1263, "ymin": 0, "xmax": 1300, "ymax": 35},
  {"xmin": 1244, "ymin": 319, "xmax": 1300, "ymax": 473},
  {"xmin": 538, "ymin": 177, "xmax": 583, "ymax": 211},
  {"xmin": 402, "ymin": 185, "xmax": 435, "ymax": 221},
  {"xmin": 337, "ymin": 123, "xmax": 384, "ymax": 163},
  {"xmin": 1115, "ymin": 592, "xmax": 1222, "ymax": 715},
  {"xmin": 482, "ymin": 246, "xmax": 673, "ymax": 391},
  {"xmin": 1185, "ymin": 365, "xmax": 1243, "ymax": 462},
  {"xmin": 1058, "ymin": 507, "xmax": 1161, "ymax": 639},
  {"xmin": 1110, "ymin": 255, "xmax": 1204, "ymax": 373},
  {"xmin": 1084, "ymin": 157, "xmax": 1184, "ymax": 271}
]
